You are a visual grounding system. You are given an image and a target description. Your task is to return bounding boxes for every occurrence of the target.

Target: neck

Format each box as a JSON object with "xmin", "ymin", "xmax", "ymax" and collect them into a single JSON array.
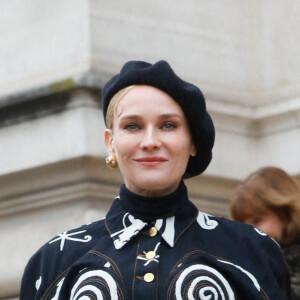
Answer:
[
  {"xmin": 119, "ymin": 181, "xmax": 189, "ymax": 221},
  {"xmin": 124, "ymin": 181, "xmax": 181, "ymax": 197}
]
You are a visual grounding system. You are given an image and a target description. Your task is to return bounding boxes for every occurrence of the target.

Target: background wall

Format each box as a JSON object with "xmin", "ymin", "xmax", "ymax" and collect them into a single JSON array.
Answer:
[{"xmin": 0, "ymin": 0, "xmax": 299, "ymax": 298}]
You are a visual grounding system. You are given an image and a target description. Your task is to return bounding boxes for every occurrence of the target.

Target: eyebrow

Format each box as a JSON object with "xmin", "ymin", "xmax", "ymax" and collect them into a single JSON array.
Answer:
[
  {"xmin": 119, "ymin": 113, "xmax": 183, "ymax": 121},
  {"xmin": 160, "ymin": 113, "xmax": 183, "ymax": 119}
]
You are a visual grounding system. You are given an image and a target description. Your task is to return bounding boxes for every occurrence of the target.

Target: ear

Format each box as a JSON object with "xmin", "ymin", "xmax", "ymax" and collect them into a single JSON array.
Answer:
[
  {"xmin": 104, "ymin": 129, "xmax": 115, "ymax": 155},
  {"xmin": 190, "ymin": 142, "xmax": 197, "ymax": 157}
]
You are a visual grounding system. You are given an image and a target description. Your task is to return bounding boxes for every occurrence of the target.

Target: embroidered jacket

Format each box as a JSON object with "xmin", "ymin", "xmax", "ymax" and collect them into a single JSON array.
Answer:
[{"xmin": 20, "ymin": 182, "xmax": 292, "ymax": 299}]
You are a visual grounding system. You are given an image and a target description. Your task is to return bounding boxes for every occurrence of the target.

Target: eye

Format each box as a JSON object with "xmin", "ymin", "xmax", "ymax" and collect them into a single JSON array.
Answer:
[
  {"xmin": 162, "ymin": 123, "xmax": 176, "ymax": 130},
  {"xmin": 250, "ymin": 216, "xmax": 263, "ymax": 227},
  {"xmin": 124, "ymin": 124, "xmax": 140, "ymax": 131}
]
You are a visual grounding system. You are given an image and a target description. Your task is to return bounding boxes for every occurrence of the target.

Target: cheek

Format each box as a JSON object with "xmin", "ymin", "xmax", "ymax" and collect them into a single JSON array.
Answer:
[
  {"xmin": 270, "ymin": 222, "xmax": 283, "ymax": 238},
  {"xmin": 259, "ymin": 221, "xmax": 280, "ymax": 238},
  {"xmin": 170, "ymin": 138, "xmax": 193, "ymax": 172},
  {"xmin": 180, "ymin": 130, "xmax": 194, "ymax": 152},
  {"xmin": 175, "ymin": 137, "xmax": 194, "ymax": 158},
  {"xmin": 259, "ymin": 222, "xmax": 270, "ymax": 232},
  {"xmin": 113, "ymin": 136, "xmax": 136, "ymax": 160}
]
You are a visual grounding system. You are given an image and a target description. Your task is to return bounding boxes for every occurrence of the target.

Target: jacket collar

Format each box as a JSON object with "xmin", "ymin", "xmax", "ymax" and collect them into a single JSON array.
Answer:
[{"xmin": 105, "ymin": 182, "xmax": 198, "ymax": 250}]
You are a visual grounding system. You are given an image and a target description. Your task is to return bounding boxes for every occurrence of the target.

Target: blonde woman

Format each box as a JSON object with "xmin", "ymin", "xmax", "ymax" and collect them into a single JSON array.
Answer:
[{"xmin": 21, "ymin": 61, "xmax": 291, "ymax": 299}]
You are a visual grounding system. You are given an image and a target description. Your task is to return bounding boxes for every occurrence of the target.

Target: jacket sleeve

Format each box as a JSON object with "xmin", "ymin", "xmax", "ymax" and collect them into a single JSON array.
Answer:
[
  {"xmin": 236, "ymin": 225, "xmax": 293, "ymax": 299},
  {"xmin": 19, "ymin": 223, "xmax": 98, "ymax": 299},
  {"xmin": 260, "ymin": 235, "xmax": 292, "ymax": 299},
  {"xmin": 20, "ymin": 250, "xmax": 45, "ymax": 300}
]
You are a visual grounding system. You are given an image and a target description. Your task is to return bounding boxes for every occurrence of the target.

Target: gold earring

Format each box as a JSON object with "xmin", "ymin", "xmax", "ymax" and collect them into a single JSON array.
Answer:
[{"xmin": 105, "ymin": 155, "xmax": 118, "ymax": 168}]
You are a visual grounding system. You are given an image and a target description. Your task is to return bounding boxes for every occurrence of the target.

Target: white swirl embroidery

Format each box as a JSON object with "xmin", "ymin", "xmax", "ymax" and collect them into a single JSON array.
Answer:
[
  {"xmin": 218, "ymin": 259, "xmax": 260, "ymax": 291},
  {"xmin": 70, "ymin": 270, "xmax": 118, "ymax": 300},
  {"xmin": 49, "ymin": 230, "xmax": 92, "ymax": 251},
  {"xmin": 175, "ymin": 264, "xmax": 235, "ymax": 300},
  {"xmin": 197, "ymin": 212, "xmax": 218, "ymax": 230},
  {"xmin": 254, "ymin": 228, "xmax": 280, "ymax": 247},
  {"xmin": 35, "ymin": 276, "xmax": 42, "ymax": 291},
  {"xmin": 254, "ymin": 228, "xmax": 267, "ymax": 236}
]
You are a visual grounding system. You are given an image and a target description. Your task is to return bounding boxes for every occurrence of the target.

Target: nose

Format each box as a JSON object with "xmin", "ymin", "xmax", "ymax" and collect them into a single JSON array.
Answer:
[{"xmin": 140, "ymin": 127, "xmax": 161, "ymax": 150}]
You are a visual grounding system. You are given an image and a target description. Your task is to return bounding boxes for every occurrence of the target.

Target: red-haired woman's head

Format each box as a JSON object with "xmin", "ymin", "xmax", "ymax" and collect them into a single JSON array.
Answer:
[{"xmin": 230, "ymin": 167, "xmax": 300, "ymax": 245}]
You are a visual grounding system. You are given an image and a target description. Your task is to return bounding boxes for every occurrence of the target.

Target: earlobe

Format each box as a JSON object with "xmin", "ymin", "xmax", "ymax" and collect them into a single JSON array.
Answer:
[
  {"xmin": 191, "ymin": 144, "xmax": 197, "ymax": 157},
  {"xmin": 104, "ymin": 129, "xmax": 115, "ymax": 154}
]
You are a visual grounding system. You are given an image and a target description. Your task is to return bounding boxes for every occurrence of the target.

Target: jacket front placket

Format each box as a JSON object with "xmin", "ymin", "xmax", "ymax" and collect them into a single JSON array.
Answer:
[{"xmin": 132, "ymin": 225, "xmax": 162, "ymax": 300}]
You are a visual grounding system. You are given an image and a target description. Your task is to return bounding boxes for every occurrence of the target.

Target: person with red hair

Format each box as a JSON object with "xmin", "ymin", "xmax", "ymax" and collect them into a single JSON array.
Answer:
[{"xmin": 230, "ymin": 166, "xmax": 300, "ymax": 299}]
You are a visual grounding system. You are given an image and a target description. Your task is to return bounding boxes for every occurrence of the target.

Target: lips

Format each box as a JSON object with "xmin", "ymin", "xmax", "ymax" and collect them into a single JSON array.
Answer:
[
  {"xmin": 135, "ymin": 156, "xmax": 168, "ymax": 166},
  {"xmin": 136, "ymin": 156, "xmax": 167, "ymax": 162}
]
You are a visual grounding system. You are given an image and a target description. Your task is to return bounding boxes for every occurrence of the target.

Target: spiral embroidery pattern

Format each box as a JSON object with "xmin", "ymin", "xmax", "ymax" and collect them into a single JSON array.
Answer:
[
  {"xmin": 70, "ymin": 270, "xmax": 121, "ymax": 300},
  {"xmin": 197, "ymin": 212, "xmax": 218, "ymax": 230},
  {"xmin": 173, "ymin": 264, "xmax": 235, "ymax": 300}
]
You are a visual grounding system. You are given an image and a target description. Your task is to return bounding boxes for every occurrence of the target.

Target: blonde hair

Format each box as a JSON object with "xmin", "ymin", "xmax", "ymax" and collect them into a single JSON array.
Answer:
[
  {"xmin": 230, "ymin": 166, "xmax": 300, "ymax": 245},
  {"xmin": 105, "ymin": 85, "xmax": 136, "ymax": 129}
]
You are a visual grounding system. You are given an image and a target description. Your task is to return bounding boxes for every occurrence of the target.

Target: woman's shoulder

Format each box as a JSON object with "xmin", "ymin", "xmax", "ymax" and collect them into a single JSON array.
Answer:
[
  {"xmin": 20, "ymin": 218, "xmax": 107, "ymax": 298},
  {"xmin": 196, "ymin": 211, "xmax": 267, "ymax": 235},
  {"xmin": 200, "ymin": 212, "xmax": 275, "ymax": 237},
  {"xmin": 195, "ymin": 211, "xmax": 281, "ymax": 257},
  {"xmin": 180, "ymin": 211, "xmax": 291, "ymax": 298},
  {"xmin": 40, "ymin": 218, "xmax": 106, "ymax": 256}
]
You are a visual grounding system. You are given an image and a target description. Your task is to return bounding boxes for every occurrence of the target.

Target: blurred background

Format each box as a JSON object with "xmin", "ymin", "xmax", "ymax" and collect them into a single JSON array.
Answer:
[{"xmin": 1, "ymin": 0, "xmax": 300, "ymax": 298}]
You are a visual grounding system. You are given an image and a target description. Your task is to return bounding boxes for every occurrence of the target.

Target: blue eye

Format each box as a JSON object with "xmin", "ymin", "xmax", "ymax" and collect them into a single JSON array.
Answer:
[
  {"xmin": 163, "ymin": 123, "xmax": 176, "ymax": 130},
  {"xmin": 125, "ymin": 124, "xmax": 139, "ymax": 131}
]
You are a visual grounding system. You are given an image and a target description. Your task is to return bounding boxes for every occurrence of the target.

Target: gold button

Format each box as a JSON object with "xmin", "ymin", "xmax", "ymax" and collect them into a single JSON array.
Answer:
[
  {"xmin": 144, "ymin": 272, "xmax": 155, "ymax": 282},
  {"xmin": 149, "ymin": 227, "xmax": 157, "ymax": 237},
  {"xmin": 145, "ymin": 251, "xmax": 156, "ymax": 259}
]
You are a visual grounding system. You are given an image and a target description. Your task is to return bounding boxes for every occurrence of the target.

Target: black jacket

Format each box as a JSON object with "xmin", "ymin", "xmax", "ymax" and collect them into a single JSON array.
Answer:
[{"xmin": 20, "ymin": 182, "xmax": 291, "ymax": 299}]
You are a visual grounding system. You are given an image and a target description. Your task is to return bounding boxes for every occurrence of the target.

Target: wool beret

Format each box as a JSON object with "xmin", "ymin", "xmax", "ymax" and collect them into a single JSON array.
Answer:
[{"xmin": 101, "ymin": 60, "xmax": 215, "ymax": 178}]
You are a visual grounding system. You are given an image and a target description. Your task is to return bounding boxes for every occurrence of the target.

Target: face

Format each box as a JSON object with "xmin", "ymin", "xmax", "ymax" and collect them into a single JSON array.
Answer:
[
  {"xmin": 105, "ymin": 85, "xmax": 196, "ymax": 197},
  {"xmin": 243, "ymin": 211, "xmax": 284, "ymax": 242}
]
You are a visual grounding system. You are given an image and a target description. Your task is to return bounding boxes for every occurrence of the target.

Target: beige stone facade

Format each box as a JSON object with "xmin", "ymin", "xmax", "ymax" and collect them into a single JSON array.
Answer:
[{"xmin": 1, "ymin": 1, "xmax": 299, "ymax": 298}]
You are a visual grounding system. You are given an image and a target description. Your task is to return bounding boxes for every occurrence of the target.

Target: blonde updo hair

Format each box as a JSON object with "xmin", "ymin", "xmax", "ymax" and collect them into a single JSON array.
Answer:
[{"xmin": 105, "ymin": 85, "xmax": 136, "ymax": 130}]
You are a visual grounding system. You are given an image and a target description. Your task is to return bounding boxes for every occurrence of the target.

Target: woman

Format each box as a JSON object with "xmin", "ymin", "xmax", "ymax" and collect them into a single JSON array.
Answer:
[
  {"xmin": 20, "ymin": 61, "xmax": 291, "ymax": 299},
  {"xmin": 230, "ymin": 166, "xmax": 300, "ymax": 299}
]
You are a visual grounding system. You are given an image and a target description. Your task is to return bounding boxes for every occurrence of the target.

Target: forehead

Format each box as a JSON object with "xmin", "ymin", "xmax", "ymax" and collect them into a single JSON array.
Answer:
[{"xmin": 118, "ymin": 85, "xmax": 184, "ymax": 115}]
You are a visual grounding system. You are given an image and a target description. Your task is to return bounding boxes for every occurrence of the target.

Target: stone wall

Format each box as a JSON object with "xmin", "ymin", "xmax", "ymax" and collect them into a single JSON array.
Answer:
[{"xmin": 0, "ymin": 1, "xmax": 299, "ymax": 298}]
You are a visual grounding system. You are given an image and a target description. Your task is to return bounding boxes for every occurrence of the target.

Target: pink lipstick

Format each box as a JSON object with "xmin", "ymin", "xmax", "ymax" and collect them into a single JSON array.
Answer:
[{"xmin": 135, "ymin": 156, "xmax": 167, "ymax": 166}]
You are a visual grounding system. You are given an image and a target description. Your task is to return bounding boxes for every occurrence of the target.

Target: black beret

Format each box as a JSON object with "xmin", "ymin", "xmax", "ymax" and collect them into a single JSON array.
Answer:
[{"xmin": 101, "ymin": 60, "xmax": 215, "ymax": 178}]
